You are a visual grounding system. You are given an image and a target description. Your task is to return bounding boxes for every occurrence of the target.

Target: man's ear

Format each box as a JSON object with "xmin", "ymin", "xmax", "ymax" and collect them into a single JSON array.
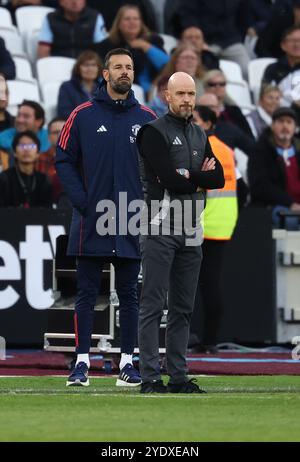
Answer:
[
  {"xmin": 165, "ymin": 89, "xmax": 171, "ymax": 104},
  {"xmin": 102, "ymin": 69, "xmax": 109, "ymax": 82}
]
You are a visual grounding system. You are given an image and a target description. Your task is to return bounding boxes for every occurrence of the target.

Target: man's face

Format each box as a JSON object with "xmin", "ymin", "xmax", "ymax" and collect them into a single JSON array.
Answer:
[
  {"xmin": 272, "ymin": 116, "xmax": 296, "ymax": 144},
  {"xmin": 198, "ymin": 94, "xmax": 220, "ymax": 116},
  {"xmin": 281, "ymin": 29, "xmax": 300, "ymax": 59},
  {"xmin": 59, "ymin": 0, "xmax": 85, "ymax": 14},
  {"xmin": 14, "ymin": 135, "xmax": 39, "ymax": 164},
  {"xmin": 48, "ymin": 120, "xmax": 65, "ymax": 147},
  {"xmin": 260, "ymin": 90, "xmax": 281, "ymax": 115},
  {"xmin": 205, "ymin": 75, "xmax": 227, "ymax": 102},
  {"xmin": 103, "ymin": 54, "xmax": 134, "ymax": 95},
  {"xmin": 181, "ymin": 27, "xmax": 204, "ymax": 52},
  {"xmin": 166, "ymin": 81, "xmax": 196, "ymax": 118},
  {"xmin": 15, "ymin": 105, "xmax": 42, "ymax": 133}
]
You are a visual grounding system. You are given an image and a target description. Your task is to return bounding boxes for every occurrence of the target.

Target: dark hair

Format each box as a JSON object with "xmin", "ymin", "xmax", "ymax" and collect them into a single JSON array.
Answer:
[
  {"xmin": 195, "ymin": 105, "xmax": 217, "ymax": 126},
  {"xmin": 72, "ymin": 50, "xmax": 103, "ymax": 79},
  {"xmin": 281, "ymin": 25, "xmax": 300, "ymax": 42},
  {"xmin": 12, "ymin": 130, "xmax": 41, "ymax": 152},
  {"xmin": 103, "ymin": 48, "xmax": 134, "ymax": 69},
  {"xmin": 48, "ymin": 117, "xmax": 66, "ymax": 130},
  {"xmin": 18, "ymin": 100, "xmax": 45, "ymax": 127}
]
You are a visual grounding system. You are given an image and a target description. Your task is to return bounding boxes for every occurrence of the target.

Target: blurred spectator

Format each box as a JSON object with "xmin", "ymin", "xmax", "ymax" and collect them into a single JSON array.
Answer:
[
  {"xmin": 36, "ymin": 117, "xmax": 65, "ymax": 204},
  {"xmin": 87, "ymin": 0, "xmax": 157, "ymax": 32},
  {"xmin": 164, "ymin": 0, "xmax": 183, "ymax": 38},
  {"xmin": 153, "ymin": 44, "xmax": 205, "ymax": 98},
  {"xmin": 181, "ymin": 26, "xmax": 219, "ymax": 71},
  {"xmin": 0, "ymin": 76, "xmax": 14, "ymax": 133},
  {"xmin": 262, "ymin": 26, "xmax": 300, "ymax": 108},
  {"xmin": 147, "ymin": 75, "xmax": 168, "ymax": 117},
  {"xmin": 178, "ymin": 0, "xmax": 250, "ymax": 79},
  {"xmin": 0, "ymin": 100, "xmax": 50, "ymax": 169},
  {"xmin": 57, "ymin": 50, "xmax": 102, "ymax": 119},
  {"xmin": 0, "ymin": 130, "xmax": 53, "ymax": 207},
  {"xmin": 38, "ymin": 0, "xmax": 107, "ymax": 59},
  {"xmin": 203, "ymin": 69, "xmax": 253, "ymax": 137},
  {"xmin": 198, "ymin": 92, "xmax": 255, "ymax": 158},
  {"xmin": 93, "ymin": 4, "xmax": 169, "ymax": 96},
  {"xmin": 246, "ymin": 0, "xmax": 277, "ymax": 38},
  {"xmin": 255, "ymin": 0, "xmax": 300, "ymax": 58},
  {"xmin": 248, "ymin": 107, "xmax": 300, "ymax": 230},
  {"xmin": 247, "ymin": 85, "xmax": 282, "ymax": 139},
  {"xmin": 0, "ymin": 37, "xmax": 16, "ymax": 80}
]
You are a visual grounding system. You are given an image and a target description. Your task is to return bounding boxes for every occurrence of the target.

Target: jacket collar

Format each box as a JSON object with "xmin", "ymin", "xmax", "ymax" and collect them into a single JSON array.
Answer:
[
  {"xmin": 93, "ymin": 79, "xmax": 138, "ymax": 111},
  {"xmin": 166, "ymin": 110, "xmax": 193, "ymax": 127}
]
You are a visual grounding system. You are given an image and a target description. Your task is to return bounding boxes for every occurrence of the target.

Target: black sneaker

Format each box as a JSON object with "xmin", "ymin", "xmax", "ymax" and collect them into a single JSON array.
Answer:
[
  {"xmin": 66, "ymin": 361, "xmax": 89, "ymax": 387},
  {"xmin": 140, "ymin": 380, "xmax": 168, "ymax": 394},
  {"xmin": 168, "ymin": 378, "xmax": 206, "ymax": 394}
]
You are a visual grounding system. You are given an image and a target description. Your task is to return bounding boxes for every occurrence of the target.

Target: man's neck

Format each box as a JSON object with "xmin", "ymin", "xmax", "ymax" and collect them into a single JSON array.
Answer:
[
  {"xmin": 287, "ymin": 55, "xmax": 300, "ymax": 67},
  {"xmin": 64, "ymin": 11, "xmax": 81, "ymax": 22},
  {"xmin": 0, "ymin": 109, "xmax": 5, "ymax": 122},
  {"xmin": 275, "ymin": 139, "xmax": 293, "ymax": 149},
  {"xmin": 82, "ymin": 80, "xmax": 95, "ymax": 92},
  {"xmin": 17, "ymin": 163, "xmax": 35, "ymax": 175},
  {"xmin": 106, "ymin": 84, "xmax": 128, "ymax": 101}
]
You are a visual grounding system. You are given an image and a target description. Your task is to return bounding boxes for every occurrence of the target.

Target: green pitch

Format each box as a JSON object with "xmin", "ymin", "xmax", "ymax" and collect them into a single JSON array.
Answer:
[{"xmin": 1, "ymin": 375, "xmax": 300, "ymax": 442}]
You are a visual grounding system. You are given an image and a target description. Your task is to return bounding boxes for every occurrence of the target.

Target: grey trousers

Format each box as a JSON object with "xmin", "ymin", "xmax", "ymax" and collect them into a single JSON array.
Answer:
[{"xmin": 138, "ymin": 234, "xmax": 202, "ymax": 384}]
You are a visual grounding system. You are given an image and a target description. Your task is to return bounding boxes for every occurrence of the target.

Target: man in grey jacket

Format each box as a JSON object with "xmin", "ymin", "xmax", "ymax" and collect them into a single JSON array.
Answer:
[{"xmin": 137, "ymin": 72, "xmax": 224, "ymax": 393}]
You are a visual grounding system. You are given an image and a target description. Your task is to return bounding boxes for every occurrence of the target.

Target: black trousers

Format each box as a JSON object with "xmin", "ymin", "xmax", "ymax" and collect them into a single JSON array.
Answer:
[
  {"xmin": 74, "ymin": 256, "xmax": 140, "ymax": 354},
  {"xmin": 139, "ymin": 234, "xmax": 202, "ymax": 384}
]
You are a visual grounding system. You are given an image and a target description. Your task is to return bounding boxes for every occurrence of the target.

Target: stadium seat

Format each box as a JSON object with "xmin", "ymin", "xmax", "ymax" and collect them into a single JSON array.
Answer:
[
  {"xmin": 0, "ymin": 7, "xmax": 13, "ymax": 27},
  {"xmin": 248, "ymin": 58, "xmax": 277, "ymax": 104},
  {"xmin": 13, "ymin": 56, "xmax": 35, "ymax": 82},
  {"xmin": 220, "ymin": 59, "xmax": 243, "ymax": 84},
  {"xmin": 25, "ymin": 28, "xmax": 41, "ymax": 63},
  {"xmin": 36, "ymin": 57, "xmax": 75, "ymax": 88},
  {"xmin": 15, "ymin": 5, "xmax": 54, "ymax": 40},
  {"xmin": 132, "ymin": 83, "xmax": 145, "ymax": 105},
  {"xmin": 159, "ymin": 33, "xmax": 178, "ymax": 54},
  {"xmin": 40, "ymin": 81, "xmax": 60, "ymax": 122},
  {"xmin": 226, "ymin": 81, "xmax": 254, "ymax": 111},
  {"xmin": 0, "ymin": 27, "xmax": 25, "ymax": 57},
  {"xmin": 7, "ymin": 80, "xmax": 40, "ymax": 116}
]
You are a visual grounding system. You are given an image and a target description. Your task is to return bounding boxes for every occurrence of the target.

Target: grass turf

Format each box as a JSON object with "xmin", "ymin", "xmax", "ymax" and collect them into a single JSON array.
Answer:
[{"xmin": 0, "ymin": 375, "xmax": 300, "ymax": 442}]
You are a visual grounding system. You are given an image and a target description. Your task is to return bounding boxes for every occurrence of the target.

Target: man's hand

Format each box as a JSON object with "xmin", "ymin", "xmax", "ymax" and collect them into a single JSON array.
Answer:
[
  {"xmin": 201, "ymin": 157, "xmax": 216, "ymax": 171},
  {"xmin": 290, "ymin": 202, "xmax": 300, "ymax": 212}
]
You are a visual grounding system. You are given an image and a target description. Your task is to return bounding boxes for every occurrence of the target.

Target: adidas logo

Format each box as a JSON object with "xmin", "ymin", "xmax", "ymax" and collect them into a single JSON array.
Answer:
[
  {"xmin": 172, "ymin": 137, "xmax": 182, "ymax": 145},
  {"xmin": 97, "ymin": 125, "xmax": 107, "ymax": 132}
]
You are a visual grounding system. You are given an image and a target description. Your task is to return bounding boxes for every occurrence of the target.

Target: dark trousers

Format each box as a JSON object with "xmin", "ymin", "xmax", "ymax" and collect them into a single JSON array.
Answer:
[
  {"xmin": 138, "ymin": 235, "xmax": 202, "ymax": 384},
  {"xmin": 75, "ymin": 256, "xmax": 140, "ymax": 354},
  {"xmin": 198, "ymin": 239, "xmax": 227, "ymax": 345}
]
